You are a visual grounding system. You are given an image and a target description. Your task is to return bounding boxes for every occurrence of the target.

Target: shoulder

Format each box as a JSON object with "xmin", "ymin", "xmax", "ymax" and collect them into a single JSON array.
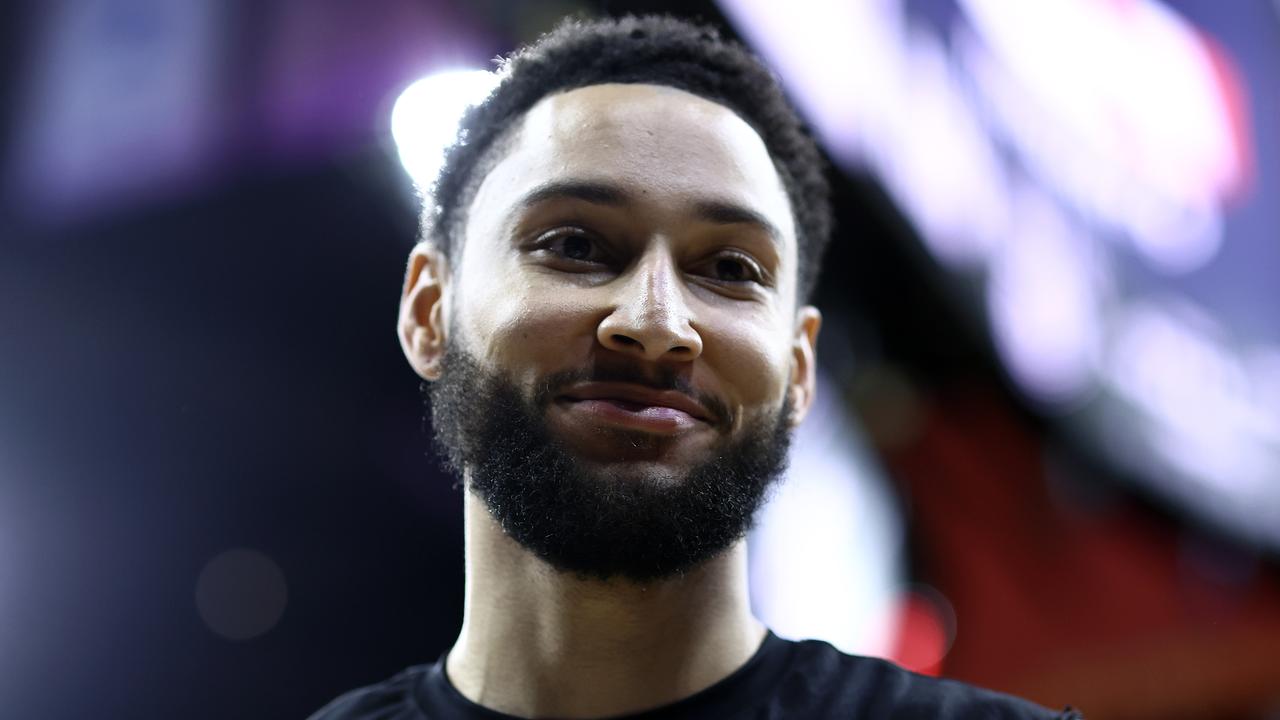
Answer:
[
  {"xmin": 307, "ymin": 664, "xmax": 431, "ymax": 720},
  {"xmin": 774, "ymin": 638, "xmax": 1083, "ymax": 719}
]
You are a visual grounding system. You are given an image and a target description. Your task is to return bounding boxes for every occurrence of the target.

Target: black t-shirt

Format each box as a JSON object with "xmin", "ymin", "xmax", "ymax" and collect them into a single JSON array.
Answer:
[{"xmin": 309, "ymin": 632, "xmax": 1081, "ymax": 719}]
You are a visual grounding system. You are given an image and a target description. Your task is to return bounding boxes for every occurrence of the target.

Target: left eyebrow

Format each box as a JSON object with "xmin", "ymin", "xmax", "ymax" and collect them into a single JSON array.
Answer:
[
  {"xmin": 691, "ymin": 199, "xmax": 784, "ymax": 247},
  {"xmin": 513, "ymin": 178, "xmax": 784, "ymax": 247}
]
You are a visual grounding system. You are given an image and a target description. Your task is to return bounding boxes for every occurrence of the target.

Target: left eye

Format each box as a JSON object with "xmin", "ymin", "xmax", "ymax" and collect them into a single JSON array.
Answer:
[{"xmin": 706, "ymin": 254, "xmax": 763, "ymax": 283}]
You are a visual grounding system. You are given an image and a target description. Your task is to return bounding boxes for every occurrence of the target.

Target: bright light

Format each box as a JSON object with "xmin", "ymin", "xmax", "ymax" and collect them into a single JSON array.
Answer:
[
  {"xmin": 749, "ymin": 372, "xmax": 904, "ymax": 657},
  {"xmin": 390, "ymin": 69, "xmax": 499, "ymax": 191},
  {"xmin": 961, "ymin": 0, "xmax": 1243, "ymax": 275},
  {"xmin": 717, "ymin": 0, "xmax": 903, "ymax": 164}
]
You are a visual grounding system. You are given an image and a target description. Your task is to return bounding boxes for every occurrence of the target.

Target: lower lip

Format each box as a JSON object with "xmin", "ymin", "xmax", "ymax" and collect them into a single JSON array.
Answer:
[{"xmin": 557, "ymin": 398, "xmax": 705, "ymax": 434}]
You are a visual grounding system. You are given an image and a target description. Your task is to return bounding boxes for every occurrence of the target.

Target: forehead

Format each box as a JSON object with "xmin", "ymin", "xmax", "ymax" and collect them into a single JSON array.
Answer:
[{"xmin": 466, "ymin": 83, "xmax": 797, "ymax": 256}]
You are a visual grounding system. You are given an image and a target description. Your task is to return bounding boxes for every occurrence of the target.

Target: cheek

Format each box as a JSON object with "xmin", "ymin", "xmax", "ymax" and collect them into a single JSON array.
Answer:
[
  {"xmin": 702, "ymin": 309, "xmax": 793, "ymax": 407},
  {"xmin": 454, "ymin": 266, "xmax": 597, "ymax": 379}
]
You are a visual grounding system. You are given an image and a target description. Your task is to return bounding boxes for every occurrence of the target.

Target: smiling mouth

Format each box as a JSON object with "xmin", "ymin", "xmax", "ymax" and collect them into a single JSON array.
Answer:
[
  {"xmin": 558, "ymin": 384, "xmax": 721, "ymax": 435},
  {"xmin": 555, "ymin": 396, "xmax": 709, "ymax": 435}
]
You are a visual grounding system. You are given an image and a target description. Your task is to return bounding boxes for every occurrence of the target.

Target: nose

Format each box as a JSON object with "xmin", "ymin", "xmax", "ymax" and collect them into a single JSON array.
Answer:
[{"xmin": 597, "ymin": 251, "xmax": 703, "ymax": 362}]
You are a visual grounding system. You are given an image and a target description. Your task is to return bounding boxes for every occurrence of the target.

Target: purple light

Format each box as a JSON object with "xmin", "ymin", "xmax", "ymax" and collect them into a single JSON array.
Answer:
[
  {"xmin": 987, "ymin": 188, "xmax": 1103, "ymax": 405},
  {"xmin": 1106, "ymin": 301, "xmax": 1280, "ymax": 497},
  {"xmin": 8, "ymin": 0, "xmax": 223, "ymax": 220}
]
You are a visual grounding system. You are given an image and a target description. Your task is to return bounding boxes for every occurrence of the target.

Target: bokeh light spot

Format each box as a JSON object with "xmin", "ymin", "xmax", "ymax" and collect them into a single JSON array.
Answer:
[
  {"xmin": 889, "ymin": 586, "xmax": 957, "ymax": 677},
  {"xmin": 195, "ymin": 548, "xmax": 288, "ymax": 641}
]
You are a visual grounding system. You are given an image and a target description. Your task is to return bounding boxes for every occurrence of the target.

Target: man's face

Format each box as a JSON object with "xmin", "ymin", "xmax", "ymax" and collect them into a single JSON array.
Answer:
[{"xmin": 400, "ymin": 83, "xmax": 821, "ymax": 581}]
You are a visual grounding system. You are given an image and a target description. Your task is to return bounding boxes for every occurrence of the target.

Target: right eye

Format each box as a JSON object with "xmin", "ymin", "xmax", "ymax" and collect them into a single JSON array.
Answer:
[{"xmin": 535, "ymin": 228, "xmax": 609, "ymax": 265}]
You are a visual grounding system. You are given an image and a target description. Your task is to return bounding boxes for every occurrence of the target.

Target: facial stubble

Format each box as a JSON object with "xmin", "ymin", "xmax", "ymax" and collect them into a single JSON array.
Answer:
[{"xmin": 427, "ymin": 343, "xmax": 794, "ymax": 583}]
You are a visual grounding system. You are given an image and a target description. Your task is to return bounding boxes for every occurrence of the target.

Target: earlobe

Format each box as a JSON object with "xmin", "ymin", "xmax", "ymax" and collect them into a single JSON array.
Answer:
[
  {"xmin": 397, "ymin": 244, "xmax": 450, "ymax": 381},
  {"xmin": 787, "ymin": 306, "xmax": 822, "ymax": 427}
]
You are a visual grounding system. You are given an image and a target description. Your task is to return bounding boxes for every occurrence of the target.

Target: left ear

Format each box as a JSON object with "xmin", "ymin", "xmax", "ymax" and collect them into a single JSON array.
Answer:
[{"xmin": 787, "ymin": 305, "xmax": 822, "ymax": 427}]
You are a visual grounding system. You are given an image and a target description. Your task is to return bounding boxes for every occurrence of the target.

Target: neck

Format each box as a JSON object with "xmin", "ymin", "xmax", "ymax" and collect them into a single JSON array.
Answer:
[{"xmin": 446, "ymin": 491, "xmax": 766, "ymax": 719}]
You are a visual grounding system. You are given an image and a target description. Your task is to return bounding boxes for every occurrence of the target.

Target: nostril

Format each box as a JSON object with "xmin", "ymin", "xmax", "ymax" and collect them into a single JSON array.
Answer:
[{"xmin": 612, "ymin": 334, "xmax": 641, "ymax": 347}]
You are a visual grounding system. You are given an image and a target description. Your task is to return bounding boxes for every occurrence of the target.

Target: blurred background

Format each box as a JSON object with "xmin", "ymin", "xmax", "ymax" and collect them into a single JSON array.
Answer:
[{"xmin": 1, "ymin": 0, "xmax": 1278, "ymax": 717}]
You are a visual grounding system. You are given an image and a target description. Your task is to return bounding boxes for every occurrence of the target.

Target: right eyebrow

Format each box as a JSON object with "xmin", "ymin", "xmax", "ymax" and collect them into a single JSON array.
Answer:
[{"xmin": 515, "ymin": 180, "xmax": 632, "ymax": 211}]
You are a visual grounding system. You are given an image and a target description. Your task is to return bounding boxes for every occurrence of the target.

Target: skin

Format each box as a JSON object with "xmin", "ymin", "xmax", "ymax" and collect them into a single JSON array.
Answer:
[{"xmin": 398, "ymin": 83, "xmax": 822, "ymax": 718}]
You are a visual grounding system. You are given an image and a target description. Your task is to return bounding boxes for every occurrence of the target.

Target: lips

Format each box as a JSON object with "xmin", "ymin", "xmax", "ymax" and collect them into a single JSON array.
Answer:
[
  {"xmin": 554, "ymin": 381, "xmax": 719, "ymax": 439},
  {"xmin": 559, "ymin": 382, "xmax": 714, "ymax": 423}
]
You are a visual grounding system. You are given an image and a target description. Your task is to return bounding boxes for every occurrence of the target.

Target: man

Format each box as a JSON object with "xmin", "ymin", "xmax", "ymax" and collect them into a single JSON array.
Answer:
[{"xmin": 312, "ymin": 14, "xmax": 1081, "ymax": 719}]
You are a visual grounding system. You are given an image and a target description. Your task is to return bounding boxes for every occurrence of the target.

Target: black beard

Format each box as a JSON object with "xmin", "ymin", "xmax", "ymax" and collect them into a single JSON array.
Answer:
[{"xmin": 426, "ymin": 343, "xmax": 793, "ymax": 583}]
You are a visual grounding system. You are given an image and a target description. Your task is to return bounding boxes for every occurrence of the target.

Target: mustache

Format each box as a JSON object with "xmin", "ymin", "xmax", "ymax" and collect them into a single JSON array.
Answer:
[{"xmin": 535, "ymin": 361, "xmax": 733, "ymax": 429}]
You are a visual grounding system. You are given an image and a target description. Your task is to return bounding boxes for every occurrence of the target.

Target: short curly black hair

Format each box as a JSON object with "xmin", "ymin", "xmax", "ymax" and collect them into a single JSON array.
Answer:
[{"xmin": 423, "ymin": 14, "xmax": 832, "ymax": 304}]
